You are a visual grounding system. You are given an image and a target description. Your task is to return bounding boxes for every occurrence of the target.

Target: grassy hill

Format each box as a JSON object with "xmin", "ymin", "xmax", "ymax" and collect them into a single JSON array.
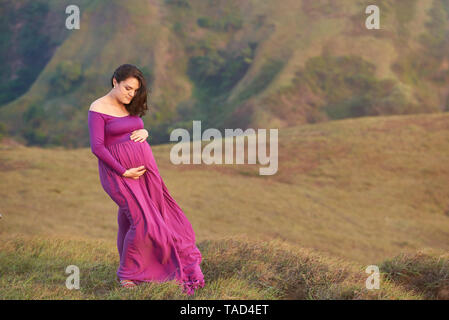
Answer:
[
  {"xmin": 1, "ymin": 111, "xmax": 449, "ymax": 299},
  {"xmin": 2, "ymin": 0, "xmax": 449, "ymax": 146},
  {"xmin": 1, "ymin": 234, "xmax": 448, "ymax": 299}
]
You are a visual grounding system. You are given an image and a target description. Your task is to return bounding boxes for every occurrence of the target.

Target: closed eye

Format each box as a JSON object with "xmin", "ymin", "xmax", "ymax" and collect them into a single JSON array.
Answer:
[{"xmin": 126, "ymin": 87, "xmax": 138, "ymax": 94}]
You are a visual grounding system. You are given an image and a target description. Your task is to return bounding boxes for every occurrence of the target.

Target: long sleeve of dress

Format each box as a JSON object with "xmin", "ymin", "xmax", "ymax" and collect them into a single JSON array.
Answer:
[{"xmin": 88, "ymin": 111, "xmax": 127, "ymax": 176}]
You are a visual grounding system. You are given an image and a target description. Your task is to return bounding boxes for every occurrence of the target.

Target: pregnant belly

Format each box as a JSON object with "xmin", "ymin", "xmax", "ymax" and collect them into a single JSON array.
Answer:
[{"xmin": 106, "ymin": 139, "xmax": 159, "ymax": 174}]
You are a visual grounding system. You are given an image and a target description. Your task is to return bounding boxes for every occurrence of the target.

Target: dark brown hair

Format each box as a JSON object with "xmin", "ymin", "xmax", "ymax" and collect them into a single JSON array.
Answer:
[{"xmin": 111, "ymin": 64, "xmax": 149, "ymax": 117}]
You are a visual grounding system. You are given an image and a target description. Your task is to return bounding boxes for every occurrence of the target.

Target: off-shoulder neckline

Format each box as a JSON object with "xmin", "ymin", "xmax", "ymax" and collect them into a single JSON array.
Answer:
[{"xmin": 89, "ymin": 110, "xmax": 131, "ymax": 118}]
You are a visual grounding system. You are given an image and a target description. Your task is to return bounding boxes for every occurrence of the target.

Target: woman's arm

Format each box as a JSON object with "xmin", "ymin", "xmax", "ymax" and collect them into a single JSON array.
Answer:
[{"xmin": 88, "ymin": 111, "xmax": 127, "ymax": 176}]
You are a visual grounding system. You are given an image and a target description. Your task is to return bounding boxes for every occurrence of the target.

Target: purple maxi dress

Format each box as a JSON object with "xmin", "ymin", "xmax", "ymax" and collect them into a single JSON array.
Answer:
[{"xmin": 87, "ymin": 110, "xmax": 205, "ymax": 295}]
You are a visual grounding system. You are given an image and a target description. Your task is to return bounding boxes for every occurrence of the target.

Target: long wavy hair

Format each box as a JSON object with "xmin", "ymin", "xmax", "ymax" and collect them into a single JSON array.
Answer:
[{"xmin": 110, "ymin": 64, "xmax": 149, "ymax": 117}]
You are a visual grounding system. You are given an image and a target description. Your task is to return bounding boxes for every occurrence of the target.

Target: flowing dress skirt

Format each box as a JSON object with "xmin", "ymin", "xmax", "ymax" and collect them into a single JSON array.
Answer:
[{"xmin": 97, "ymin": 138, "xmax": 205, "ymax": 295}]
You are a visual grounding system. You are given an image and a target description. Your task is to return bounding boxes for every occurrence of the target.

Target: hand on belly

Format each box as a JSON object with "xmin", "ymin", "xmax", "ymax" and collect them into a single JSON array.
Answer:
[{"xmin": 130, "ymin": 129, "xmax": 149, "ymax": 143}]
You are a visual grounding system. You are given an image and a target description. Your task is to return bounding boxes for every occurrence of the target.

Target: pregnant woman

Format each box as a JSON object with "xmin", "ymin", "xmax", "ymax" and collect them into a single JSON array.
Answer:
[{"xmin": 87, "ymin": 64, "xmax": 205, "ymax": 296}]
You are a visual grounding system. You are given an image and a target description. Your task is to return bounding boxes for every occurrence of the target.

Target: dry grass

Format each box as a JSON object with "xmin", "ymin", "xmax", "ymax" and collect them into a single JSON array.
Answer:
[
  {"xmin": 1, "ymin": 112, "xmax": 449, "ymax": 299},
  {"xmin": 0, "ymin": 234, "xmax": 425, "ymax": 299}
]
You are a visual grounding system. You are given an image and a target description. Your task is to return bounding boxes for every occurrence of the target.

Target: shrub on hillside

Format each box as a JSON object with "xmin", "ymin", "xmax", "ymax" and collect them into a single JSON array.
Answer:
[
  {"xmin": 380, "ymin": 251, "xmax": 449, "ymax": 299},
  {"xmin": 187, "ymin": 42, "xmax": 257, "ymax": 96},
  {"xmin": 49, "ymin": 61, "xmax": 83, "ymax": 96},
  {"xmin": 295, "ymin": 55, "xmax": 415, "ymax": 119},
  {"xmin": 197, "ymin": 13, "xmax": 242, "ymax": 32},
  {"xmin": 21, "ymin": 102, "xmax": 49, "ymax": 146},
  {"xmin": 164, "ymin": 0, "xmax": 190, "ymax": 8}
]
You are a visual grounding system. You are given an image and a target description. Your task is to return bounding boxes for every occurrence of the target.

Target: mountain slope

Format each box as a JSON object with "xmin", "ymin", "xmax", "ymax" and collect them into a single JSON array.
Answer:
[{"xmin": 1, "ymin": 0, "xmax": 449, "ymax": 146}]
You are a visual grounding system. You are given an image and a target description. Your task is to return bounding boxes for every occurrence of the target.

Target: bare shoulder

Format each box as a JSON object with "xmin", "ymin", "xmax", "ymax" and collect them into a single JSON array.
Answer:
[{"xmin": 89, "ymin": 97, "xmax": 107, "ymax": 112}]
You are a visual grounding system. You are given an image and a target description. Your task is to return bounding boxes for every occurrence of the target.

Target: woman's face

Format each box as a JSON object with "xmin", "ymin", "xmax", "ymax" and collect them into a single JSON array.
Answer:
[{"xmin": 113, "ymin": 77, "xmax": 140, "ymax": 104}]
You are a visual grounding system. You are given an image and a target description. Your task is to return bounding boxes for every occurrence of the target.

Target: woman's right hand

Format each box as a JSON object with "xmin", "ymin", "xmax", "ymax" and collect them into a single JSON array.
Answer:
[{"xmin": 123, "ymin": 165, "xmax": 147, "ymax": 179}]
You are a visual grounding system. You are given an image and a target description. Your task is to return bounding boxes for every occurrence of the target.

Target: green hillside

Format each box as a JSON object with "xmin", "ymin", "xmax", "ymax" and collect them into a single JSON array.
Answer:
[{"xmin": 1, "ymin": 0, "xmax": 449, "ymax": 146}]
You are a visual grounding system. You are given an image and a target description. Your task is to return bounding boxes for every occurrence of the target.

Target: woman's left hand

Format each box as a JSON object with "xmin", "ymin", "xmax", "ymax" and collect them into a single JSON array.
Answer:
[{"xmin": 130, "ymin": 129, "xmax": 149, "ymax": 143}]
